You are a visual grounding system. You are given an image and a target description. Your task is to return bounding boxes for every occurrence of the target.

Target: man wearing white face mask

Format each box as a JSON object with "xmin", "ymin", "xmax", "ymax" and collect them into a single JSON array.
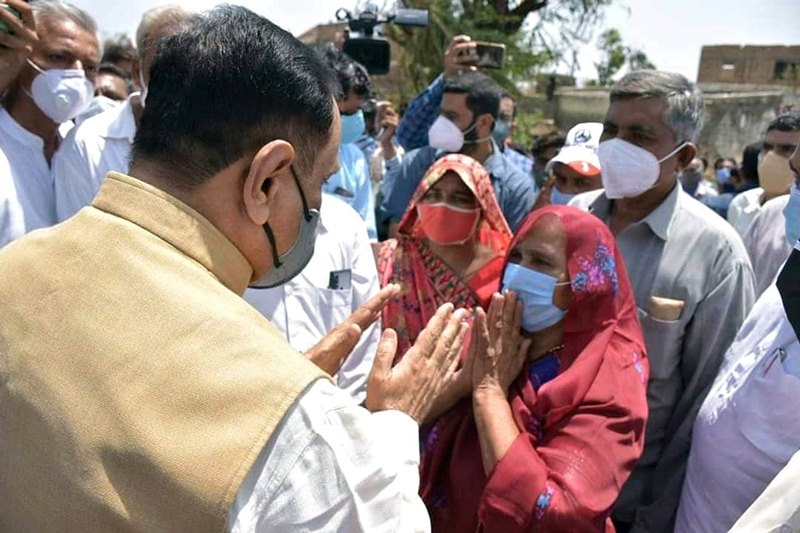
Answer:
[
  {"xmin": 0, "ymin": 0, "xmax": 99, "ymax": 245},
  {"xmin": 52, "ymin": 6, "xmax": 193, "ymax": 222},
  {"xmin": 569, "ymin": 70, "xmax": 756, "ymax": 532},
  {"xmin": 380, "ymin": 71, "xmax": 535, "ymax": 235}
]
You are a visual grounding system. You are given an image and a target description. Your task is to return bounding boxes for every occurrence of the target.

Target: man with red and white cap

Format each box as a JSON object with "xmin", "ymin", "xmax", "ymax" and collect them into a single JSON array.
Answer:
[{"xmin": 536, "ymin": 122, "xmax": 603, "ymax": 207}]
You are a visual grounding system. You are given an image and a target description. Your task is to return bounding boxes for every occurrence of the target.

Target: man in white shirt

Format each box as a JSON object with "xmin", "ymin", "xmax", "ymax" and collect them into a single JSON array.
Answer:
[
  {"xmin": 0, "ymin": 150, "xmax": 24, "ymax": 247},
  {"xmin": 674, "ymin": 282, "xmax": 800, "ymax": 533},
  {"xmin": 728, "ymin": 184, "xmax": 764, "ymax": 237},
  {"xmin": 52, "ymin": 5, "xmax": 193, "ymax": 221},
  {"xmin": 729, "ymin": 115, "xmax": 800, "ymax": 237},
  {"xmin": 0, "ymin": 0, "xmax": 99, "ymax": 243},
  {"xmin": 743, "ymin": 194, "xmax": 793, "ymax": 296},
  {"xmin": 245, "ymin": 193, "xmax": 380, "ymax": 403}
]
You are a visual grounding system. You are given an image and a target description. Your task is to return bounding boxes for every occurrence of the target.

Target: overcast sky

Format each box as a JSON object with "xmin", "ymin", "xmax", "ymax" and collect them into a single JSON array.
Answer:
[{"xmin": 69, "ymin": 0, "xmax": 800, "ymax": 83}]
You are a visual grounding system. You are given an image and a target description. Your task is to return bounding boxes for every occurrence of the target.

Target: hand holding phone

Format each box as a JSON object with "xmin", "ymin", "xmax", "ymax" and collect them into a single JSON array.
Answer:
[
  {"xmin": 469, "ymin": 42, "xmax": 506, "ymax": 70},
  {"xmin": 0, "ymin": 3, "xmax": 21, "ymax": 35},
  {"xmin": 444, "ymin": 35, "xmax": 478, "ymax": 78},
  {"xmin": 0, "ymin": 0, "xmax": 38, "ymax": 94}
]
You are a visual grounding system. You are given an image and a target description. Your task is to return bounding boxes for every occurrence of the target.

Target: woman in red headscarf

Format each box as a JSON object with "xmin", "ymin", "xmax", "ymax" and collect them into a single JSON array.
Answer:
[
  {"xmin": 378, "ymin": 154, "xmax": 512, "ymax": 361},
  {"xmin": 419, "ymin": 205, "xmax": 650, "ymax": 532}
]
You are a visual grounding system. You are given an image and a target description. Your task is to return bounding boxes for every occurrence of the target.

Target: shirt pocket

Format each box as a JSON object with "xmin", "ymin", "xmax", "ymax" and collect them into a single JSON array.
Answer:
[
  {"xmin": 316, "ymin": 288, "xmax": 354, "ymax": 333},
  {"xmin": 637, "ymin": 307, "xmax": 684, "ymax": 381}
]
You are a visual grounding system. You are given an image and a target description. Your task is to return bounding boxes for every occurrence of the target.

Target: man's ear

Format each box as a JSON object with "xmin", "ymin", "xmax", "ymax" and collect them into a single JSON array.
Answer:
[
  {"xmin": 677, "ymin": 143, "xmax": 698, "ymax": 170},
  {"xmin": 479, "ymin": 113, "xmax": 495, "ymax": 134},
  {"xmin": 242, "ymin": 140, "xmax": 295, "ymax": 225}
]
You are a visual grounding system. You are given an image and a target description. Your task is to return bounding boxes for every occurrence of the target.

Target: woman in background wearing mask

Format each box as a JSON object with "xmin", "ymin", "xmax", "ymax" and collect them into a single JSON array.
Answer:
[
  {"xmin": 419, "ymin": 205, "xmax": 649, "ymax": 532},
  {"xmin": 378, "ymin": 154, "xmax": 512, "ymax": 361}
]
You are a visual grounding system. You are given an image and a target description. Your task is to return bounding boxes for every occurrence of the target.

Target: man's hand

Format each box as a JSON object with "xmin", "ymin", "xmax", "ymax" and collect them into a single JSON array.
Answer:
[
  {"xmin": 0, "ymin": 0, "xmax": 38, "ymax": 94},
  {"xmin": 366, "ymin": 303, "xmax": 469, "ymax": 423},
  {"xmin": 376, "ymin": 100, "xmax": 399, "ymax": 159},
  {"xmin": 443, "ymin": 35, "xmax": 478, "ymax": 78},
  {"xmin": 304, "ymin": 284, "xmax": 400, "ymax": 376},
  {"xmin": 531, "ymin": 175, "xmax": 555, "ymax": 211},
  {"xmin": 471, "ymin": 293, "xmax": 531, "ymax": 397}
]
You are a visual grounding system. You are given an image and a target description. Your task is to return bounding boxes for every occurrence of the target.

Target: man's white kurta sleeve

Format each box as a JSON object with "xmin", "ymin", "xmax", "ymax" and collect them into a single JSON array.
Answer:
[{"xmin": 228, "ymin": 379, "xmax": 430, "ymax": 532}]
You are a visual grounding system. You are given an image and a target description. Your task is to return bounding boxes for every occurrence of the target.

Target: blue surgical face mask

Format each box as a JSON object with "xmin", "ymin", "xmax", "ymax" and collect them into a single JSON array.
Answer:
[
  {"xmin": 716, "ymin": 167, "xmax": 731, "ymax": 185},
  {"xmin": 784, "ymin": 184, "xmax": 800, "ymax": 247},
  {"xmin": 340, "ymin": 109, "xmax": 365, "ymax": 145},
  {"xmin": 492, "ymin": 119, "xmax": 512, "ymax": 146},
  {"xmin": 502, "ymin": 262, "xmax": 570, "ymax": 333},
  {"xmin": 550, "ymin": 186, "xmax": 575, "ymax": 206}
]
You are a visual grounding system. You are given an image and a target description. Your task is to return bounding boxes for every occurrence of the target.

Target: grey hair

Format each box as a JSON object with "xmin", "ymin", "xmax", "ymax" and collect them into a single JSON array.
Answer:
[
  {"xmin": 136, "ymin": 5, "xmax": 193, "ymax": 59},
  {"xmin": 30, "ymin": 0, "xmax": 97, "ymax": 34},
  {"xmin": 610, "ymin": 70, "xmax": 705, "ymax": 143}
]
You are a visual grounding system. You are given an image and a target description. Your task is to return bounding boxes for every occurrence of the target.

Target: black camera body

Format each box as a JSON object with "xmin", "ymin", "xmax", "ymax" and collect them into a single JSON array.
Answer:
[{"xmin": 336, "ymin": 3, "xmax": 428, "ymax": 75}]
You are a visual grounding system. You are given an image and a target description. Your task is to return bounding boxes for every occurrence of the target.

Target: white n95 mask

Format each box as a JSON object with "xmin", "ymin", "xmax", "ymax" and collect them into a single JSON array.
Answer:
[
  {"xmin": 598, "ymin": 138, "xmax": 687, "ymax": 199},
  {"xmin": 428, "ymin": 115, "xmax": 479, "ymax": 153},
  {"xmin": 26, "ymin": 59, "xmax": 93, "ymax": 124}
]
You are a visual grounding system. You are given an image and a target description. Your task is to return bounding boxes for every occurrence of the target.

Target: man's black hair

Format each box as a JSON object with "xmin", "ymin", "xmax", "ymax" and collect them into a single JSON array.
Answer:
[
  {"xmin": 320, "ymin": 46, "xmax": 371, "ymax": 101},
  {"xmin": 131, "ymin": 6, "xmax": 338, "ymax": 188},
  {"xmin": 500, "ymin": 90, "xmax": 517, "ymax": 120},
  {"xmin": 767, "ymin": 110, "xmax": 800, "ymax": 132},
  {"xmin": 714, "ymin": 157, "xmax": 737, "ymax": 169},
  {"xmin": 101, "ymin": 40, "xmax": 137, "ymax": 64},
  {"xmin": 443, "ymin": 72, "xmax": 501, "ymax": 121},
  {"xmin": 741, "ymin": 141, "xmax": 763, "ymax": 185},
  {"xmin": 530, "ymin": 131, "xmax": 567, "ymax": 157},
  {"xmin": 98, "ymin": 62, "xmax": 130, "ymax": 81}
]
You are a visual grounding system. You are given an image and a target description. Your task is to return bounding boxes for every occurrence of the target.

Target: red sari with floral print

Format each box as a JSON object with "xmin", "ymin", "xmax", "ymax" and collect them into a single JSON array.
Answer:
[
  {"xmin": 378, "ymin": 154, "xmax": 512, "ymax": 360},
  {"xmin": 419, "ymin": 206, "xmax": 650, "ymax": 532}
]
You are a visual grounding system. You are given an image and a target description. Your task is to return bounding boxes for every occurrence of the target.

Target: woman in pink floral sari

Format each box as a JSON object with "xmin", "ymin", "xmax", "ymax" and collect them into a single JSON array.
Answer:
[{"xmin": 378, "ymin": 154, "xmax": 513, "ymax": 362}]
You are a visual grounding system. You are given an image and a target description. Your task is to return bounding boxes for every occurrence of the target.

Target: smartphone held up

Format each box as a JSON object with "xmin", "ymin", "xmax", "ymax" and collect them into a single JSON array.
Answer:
[{"xmin": 460, "ymin": 41, "xmax": 506, "ymax": 70}]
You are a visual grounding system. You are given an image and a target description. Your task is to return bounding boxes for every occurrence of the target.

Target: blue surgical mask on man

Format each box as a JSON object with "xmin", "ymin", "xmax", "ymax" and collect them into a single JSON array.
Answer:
[
  {"xmin": 550, "ymin": 186, "xmax": 575, "ymax": 206},
  {"xmin": 491, "ymin": 118, "xmax": 512, "ymax": 146},
  {"xmin": 502, "ymin": 262, "xmax": 570, "ymax": 332},
  {"xmin": 716, "ymin": 167, "xmax": 731, "ymax": 185},
  {"xmin": 340, "ymin": 109, "xmax": 366, "ymax": 145},
  {"xmin": 784, "ymin": 184, "xmax": 800, "ymax": 246}
]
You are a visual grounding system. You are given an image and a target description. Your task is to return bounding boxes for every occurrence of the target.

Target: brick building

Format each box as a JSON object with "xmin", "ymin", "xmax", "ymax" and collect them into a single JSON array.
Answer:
[{"xmin": 698, "ymin": 45, "xmax": 800, "ymax": 86}]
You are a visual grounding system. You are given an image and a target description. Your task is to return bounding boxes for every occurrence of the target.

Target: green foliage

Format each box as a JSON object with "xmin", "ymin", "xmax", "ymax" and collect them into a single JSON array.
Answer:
[
  {"xmin": 510, "ymin": 106, "xmax": 544, "ymax": 148},
  {"xmin": 593, "ymin": 27, "xmax": 656, "ymax": 86},
  {"xmin": 595, "ymin": 28, "xmax": 625, "ymax": 86},
  {"xmin": 385, "ymin": 0, "xmax": 612, "ymax": 104}
]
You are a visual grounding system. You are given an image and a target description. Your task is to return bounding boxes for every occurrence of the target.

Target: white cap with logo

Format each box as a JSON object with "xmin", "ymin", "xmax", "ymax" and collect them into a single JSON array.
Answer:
[{"xmin": 546, "ymin": 122, "xmax": 604, "ymax": 177}]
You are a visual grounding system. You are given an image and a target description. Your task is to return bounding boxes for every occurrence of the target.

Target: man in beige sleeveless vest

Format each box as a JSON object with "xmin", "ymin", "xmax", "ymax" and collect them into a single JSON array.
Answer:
[{"xmin": 0, "ymin": 6, "xmax": 468, "ymax": 532}]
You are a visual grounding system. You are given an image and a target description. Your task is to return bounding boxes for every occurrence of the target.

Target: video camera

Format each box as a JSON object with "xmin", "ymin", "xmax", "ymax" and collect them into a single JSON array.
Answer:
[{"xmin": 336, "ymin": 2, "xmax": 428, "ymax": 75}]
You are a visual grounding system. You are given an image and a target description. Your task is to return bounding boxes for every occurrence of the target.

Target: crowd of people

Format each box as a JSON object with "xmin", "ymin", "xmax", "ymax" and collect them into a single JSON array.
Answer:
[{"xmin": 0, "ymin": 1, "xmax": 799, "ymax": 532}]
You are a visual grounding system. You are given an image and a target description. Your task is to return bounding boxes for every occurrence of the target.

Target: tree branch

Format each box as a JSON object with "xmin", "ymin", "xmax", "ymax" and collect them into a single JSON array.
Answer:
[{"xmin": 509, "ymin": 0, "xmax": 548, "ymax": 19}]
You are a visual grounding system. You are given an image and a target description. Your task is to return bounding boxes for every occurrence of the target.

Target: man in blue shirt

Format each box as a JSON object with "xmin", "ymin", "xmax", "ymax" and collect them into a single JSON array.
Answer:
[
  {"xmin": 394, "ymin": 36, "xmax": 534, "ymax": 179},
  {"xmin": 380, "ymin": 70, "xmax": 535, "ymax": 233},
  {"xmin": 495, "ymin": 92, "xmax": 534, "ymax": 177},
  {"xmin": 320, "ymin": 48, "xmax": 377, "ymax": 239}
]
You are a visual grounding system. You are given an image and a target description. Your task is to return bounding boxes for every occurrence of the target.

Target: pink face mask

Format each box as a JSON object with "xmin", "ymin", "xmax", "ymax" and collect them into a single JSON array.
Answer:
[{"xmin": 416, "ymin": 202, "xmax": 481, "ymax": 245}]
